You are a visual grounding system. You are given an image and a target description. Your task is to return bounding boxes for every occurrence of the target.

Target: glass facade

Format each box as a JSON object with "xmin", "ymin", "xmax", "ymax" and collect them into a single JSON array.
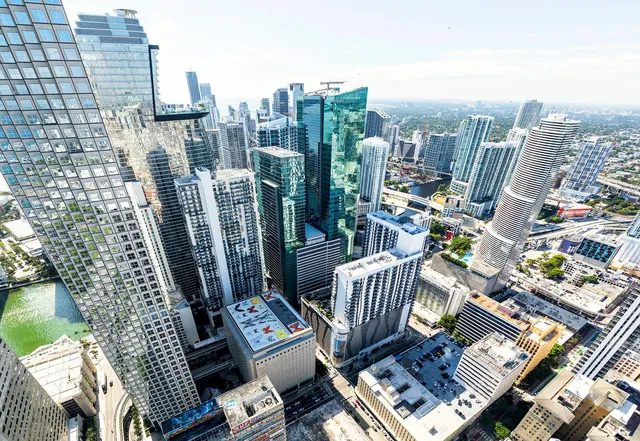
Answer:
[
  {"xmin": 74, "ymin": 11, "xmax": 214, "ymax": 306},
  {"xmin": 299, "ymin": 87, "xmax": 367, "ymax": 257},
  {"xmin": 0, "ymin": 2, "xmax": 199, "ymax": 424},
  {"xmin": 254, "ymin": 147, "xmax": 305, "ymax": 304}
]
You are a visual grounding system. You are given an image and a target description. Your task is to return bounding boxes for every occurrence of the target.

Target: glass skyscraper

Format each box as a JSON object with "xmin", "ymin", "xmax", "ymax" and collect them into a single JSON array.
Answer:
[
  {"xmin": 254, "ymin": 147, "xmax": 305, "ymax": 304},
  {"xmin": 74, "ymin": 10, "xmax": 214, "ymax": 306},
  {"xmin": 185, "ymin": 70, "xmax": 200, "ymax": 106},
  {"xmin": 0, "ymin": 1, "xmax": 199, "ymax": 424},
  {"xmin": 298, "ymin": 87, "xmax": 368, "ymax": 257}
]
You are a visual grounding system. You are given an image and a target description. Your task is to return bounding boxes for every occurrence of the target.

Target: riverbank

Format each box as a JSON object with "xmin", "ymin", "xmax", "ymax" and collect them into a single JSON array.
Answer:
[
  {"xmin": 0, "ymin": 279, "xmax": 89, "ymax": 356},
  {"xmin": 1, "ymin": 276, "xmax": 61, "ymax": 291}
]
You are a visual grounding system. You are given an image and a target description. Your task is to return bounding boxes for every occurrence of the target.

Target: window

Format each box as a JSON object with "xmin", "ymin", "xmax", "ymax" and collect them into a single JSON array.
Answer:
[
  {"xmin": 29, "ymin": 49, "xmax": 45, "ymax": 61},
  {"xmin": 6, "ymin": 32, "xmax": 22, "ymax": 45},
  {"xmin": 52, "ymin": 65, "xmax": 66, "ymax": 77},
  {"xmin": 59, "ymin": 82, "xmax": 73, "ymax": 94},
  {"xmin": 35, "ymin": 98, "xmax": 49, "ymax": 109},
  {"xmin": 29, "ymin": 9, "xmax": 48, "ymax": 23},
  {"xmin": 69, "ymin": 65, "xmax": 84, "ymax": 77},
  {"xmin": 63, "ymin": 48, "xmax": 78, "ymax": 60},
  {"xmin": 14, "ymin": 84, "xmax": 28, "ymax": 95},
  {"xmin": 21, "ymin": 30, "xmax": 38, "ymax": 43},
  {"xmin": 7, "ymin": 68, "xmax": 21, "ymax": 79},
  {"xmin": 38, "ymin": 29, "xmax": 54, "ymax": 42},
  {"xmin": 0, "ymin": 14, "xmax": 16, "ymax": 27},
  {"xmin": 14, "ymin": 11, "xmax": 31, "ymax": 25},
  {"xmin": 9, "ymin": 0, "xmax": 25, "ymax": 4},
  {"xmin": 75, "ymin": 82, "xmax": 90, "ymax": 93},
  {"xmin": 81, "ymin": 97, "xmax": 96, "ymax": 109},
  {"xmin": 0, "ymin": 35, "xmax": 6, "ymax": 46},
  {"xmin": 19, "ymin": 99, "xmax": 33, "ymax": 110},
  {"xmin": 56, "ymin": 29, "xmax": 72, "ymax": 42},
  {"xmin": 45, "ymin": 47, "xmax": 61, "ymax": 60},
  {"xmin": 21, "ymin": 68, "xmax": 36, "ymax": 79},
  {"xmin": 43, "ymin": 83, "xmax": 58, "ymax": 94},
  {"xmin": 0, "ymin": 52, "xmax": 15, "ymax": 63},
  {"xmin": 14, "ymin": 51, "xmax": 29, "ymax": 62},
  {"xmin": 37, "ymin": 66, "xmax": 52, "ymax": 77},
  {"xmin": 49, "ymin": 10, "xmax": 65, "ymax": 24},
  {"xmin": 0, "ymin": 85, "xmax": 11, "ymax": 96}
]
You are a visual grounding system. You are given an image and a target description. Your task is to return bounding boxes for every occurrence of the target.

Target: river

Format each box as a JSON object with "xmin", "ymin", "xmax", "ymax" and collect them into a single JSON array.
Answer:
[
  {"xmin": 0, "ymin": 279, "xmax": 90, "ymax": 357},
  {"xmin": 409, "ymin": 177, "xmax": 452, "ymax": 199}
]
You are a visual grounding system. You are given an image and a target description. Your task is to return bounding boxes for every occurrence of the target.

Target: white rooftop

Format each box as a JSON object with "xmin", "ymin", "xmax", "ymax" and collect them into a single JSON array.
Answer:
[
  {"xmin": 4, "ymin": 219, "xmax": 35, "ymax": 240},
  {"xmin": 367, "ymin": 211, "xmax": 428, "ymax": 236},
  {"xmin": 464, "ymin": 333, "xmax": 530, "ymax": 377},
  {"xmin": 510, "ymin": 291, "xmax": 588, "ymax": 332},
  {"xmin": 336, "ymin": 248, "xmax": 414, "ymax": 279},
  {"xmin": 254, "ymin": 146, "xmax": 302, "ymax": 158}
]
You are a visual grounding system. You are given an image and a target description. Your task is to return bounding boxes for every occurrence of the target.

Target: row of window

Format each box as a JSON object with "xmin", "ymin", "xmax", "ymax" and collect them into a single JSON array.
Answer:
[
  {"xmin": 0, "ymin": 5, "xmax": 65, "ymax": 27},
  {"xmin": 0, "ymin": 94, "xmax": 96, "ymax": 112},
  {"xmin": 1, "ymin": 25, "xmax": 71, "ymax": 46},
  {"xmin": 0, "ymin": 44, "xmax": 79, "ymax": 62}
]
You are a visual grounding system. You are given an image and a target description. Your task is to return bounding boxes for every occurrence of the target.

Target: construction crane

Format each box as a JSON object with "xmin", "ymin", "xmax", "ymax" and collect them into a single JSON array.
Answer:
[{"xmin": 320, "ymin": 81, "xmax": 345, "ymax": 90}]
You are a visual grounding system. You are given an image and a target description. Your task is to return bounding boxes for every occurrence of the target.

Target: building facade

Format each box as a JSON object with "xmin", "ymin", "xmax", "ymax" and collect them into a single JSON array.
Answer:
[
  {"xmin": 199, "ymin": 83, "xmax": 212, "ymax": 101},
  {"xmin": 560, "ymin": 137, "xmax": 613, "ymax": 200},
  {"xmin": 185, "ymin": 71, "xmax": 200, "ymax": 106},
  {"xmin": 256, "ymin": 114, "xmax": 299, "ymax": 153},
  {"xmin": 175, "ymin": 168, "xmax": 265, "ymax": 325},
  {"xmin": 364, "ymin": 109, "xmax": 390, "ymax": 139},
  {"xmin": 359, "ymin": 137, "xmax": 389, "ymax": 213},
  {"xmin": 288, "ymin": 82, "xmax": 303, "ymax": 120},
  {"xmin": 253, "ymin": 147, "xmax": 305, "ymax": 303},
  {"xmin": 513, "ymin": 99, "xmax": 543, "ymax": 130},
  {"xmin": 272, "ymin": 87, "xmax": 288, "ymax": 115},
  {"xmin": 296, "ymin": 224, "xmax": 343, "ymax": 299},
  {"xmin": 362, "ymin": 211, "xmax": 428, "ymax": 257},
  {"xmin": 414, "ymin": 266, "xmax": 470, "ymax": 318},
  {"xmin": 218, "ymin": 121, "xmax": 248, "ymax": 170},
  {"xmin": 574, "ymin": 233, "xmax": 622, "ymax": 269},
  {"xmin": 423, "ymin": 133, "xmax": 457, "ymax": 174},
  {"xmin": 450, "ymin": 115, "xmax": 493, "ymax": 194}
]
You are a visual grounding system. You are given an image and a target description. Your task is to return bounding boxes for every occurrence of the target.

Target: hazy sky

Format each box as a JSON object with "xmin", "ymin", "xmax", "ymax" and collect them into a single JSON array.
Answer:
[{"xmin": 63, "ymin": 0, "xmax": 640, "ymax": 109}]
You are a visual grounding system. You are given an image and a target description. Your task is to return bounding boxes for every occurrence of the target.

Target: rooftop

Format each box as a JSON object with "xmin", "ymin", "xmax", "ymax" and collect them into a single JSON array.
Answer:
[
  {"xmin": 218, "ymin": 376, "xmax": 282, "ymax": 433},
  {"xmin": 254, "ymin": 146, "xmax": 303, "ymax": 158},
  {"xmin": 336, "ymin": 248, "xmax": 416, "ymax": 279},
  {"xmin": 508, "ymin": 291, "xmax": 588, "ymax": 332},
  {"xmin": 583, "ymin": 231, "xmax": 624, "ymax": 247},
  {"xmin": 420, "ymin": 266, "xmax": 460, "ymax": 290},
  {"xmin": 4, "ymin": 219, "xmax": 35, "ymax": 240},
  {"xmin": 225, "ymin": 290, "xmax": 311, "ymax": 353},
  {"xmin": 367, "ymin": 211, "xmax": 429, "ymax": 236},
  {"xmin": 304, "ymin": 223, "xmax": 325, "ymax": 242},
  {"xmin": 464, "ymin": 333, "xmax": 530, "ymax": 376},
  {"xmin": 467, "ymin": 292, "xmax": 529, "ymax": 330}
]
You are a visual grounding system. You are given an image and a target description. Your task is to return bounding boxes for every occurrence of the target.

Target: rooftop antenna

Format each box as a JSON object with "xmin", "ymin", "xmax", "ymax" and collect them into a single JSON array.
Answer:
[{"xmin": 320, "ymin": 81, "xmax": 345, "ymax": 90}]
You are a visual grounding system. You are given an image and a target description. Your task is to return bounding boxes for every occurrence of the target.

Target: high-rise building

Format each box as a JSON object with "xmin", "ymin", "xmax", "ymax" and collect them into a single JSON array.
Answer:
[
  {"xmin": 222, "ymin": 290, "xmax": 315, "ymax": 393},
  {"xmin": 206, "ymin": 129, "xmax": 222, "ymax": 167},
  {"xmin": 463, "ymin": 142, "xmax": 516, "ymax": 217},
  {"xmin": 272, "ymin": 87, "xmax": 289, "ymax": 115},
  {"xmin": 576, "ymin": 283, "xmax": 640, "ymax": 379},
  {"xmin": 0, "ymin": 4, "xmax": 200, "ymax": 423},
  {"xmin": 1, "ymin": 339, "xmax": 69, "ymax": 441},
  {"xmin": 175, "ymin": 168, "xmax": 265, "ymax": 325},
  {"xmin": 472, "ymin": 115, "xmax": 579, "ymax": 290},
  {"xmin": 359, "ymin": 138, "xmax": 390, "ymax": 213},
  {"xmin": 363, "ymin": 211, "xmax": 428, "ymax": 257},
  {"xmin": 387, "ymin": 124, "xmax": 400, "ymax": 153},
  {"xmin": 296, "ymin": 227, "xmax": 343, "ymax": 299},
  {"xmin": 450, "ymin": 115, "xmax": 494, "ymax": 195},
  {"xmin": 629, "ymin": 213, "xmax": 640, "ymax": 238},
  {"xmin": 199, "ymin": 98, "xmax": 219, "ymax": 131},
  {"xmin": 364, "ymin": 109, "xmax": 390, "ymax": 139},
  {"xmin": 501, "ymin": 127, "xmax": 529, "ymax": 190},
  {"xmin": 254, "ymin": 147, "xmax": 305, "ymax": 304},
  {"xmin": 260, "ymin": 97, "xmax": 270, "ymax": 116},
  {"xmin": 560, "ymin": 137, "xmax": 613, "ymax": 200},
  {"xmin": 298, "ymin": 86, "xmax": 368, "ymax": 257},
  {"xmin": 185, "ymin": 71, "xmax": 201, "ymax": 106},
  {"xmin": 288, "ymin": 82, "xmax": 304, "ymax": 120},
  {"xmin": 513, "ymin": 99, "xmax": 544, "ymax": 130},
  {"xmin": 414, "ymin": 266, "xmax": 470, "ymax": 319},
  {"xmin": 228, "ymin": 105, "xmax": 236, "ymax": 120},
  {"xmin": 75, "ymin": 10, "xmax": 215, "ymax": 305},
  {"xmin": 511, "ymin": 371, "xmax": 628, "ymax": 441},
  {"xmin": 219, "ymin": 121, "xmax": 248, "ymax": 169},
  {"xmin": 423, "ymin": 133, "xmax": 457, "ymax": 174},
  {"xmin": 199, "ymin": 83, "xmax": 213, "ymax": 100},
  {"xmin": 256, "ymin": 115, "xmax": 299, "ymax": 153}
]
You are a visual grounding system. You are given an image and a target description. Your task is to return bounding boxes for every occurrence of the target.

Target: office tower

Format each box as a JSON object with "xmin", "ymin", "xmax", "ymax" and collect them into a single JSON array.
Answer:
[
  {"xmin": 298, "ymin": 86, "xmax": 368, "ymax": 257},
  {"xmin": 560, "ymin": 137, "xmax": 613, "ymax": 200},
  {"xmin": 1, "ymin": 339, "xmax": 69, "ymax": 441},
  {"xmin": 450, "ymin": 115, "xmax": 494, "ymax": 195},
  {"xmin": 515, "ymin": 317, "xmax": 565, "ymax": 382},
  {"xmin": 364, "ymin": 109, "xmax": 390, "ymax": 138},
  {"xmin": 199, "ymin": 98, "xmax": 219, "ymax": 131},
  {"xmin": 185, "ymin": 71, "xmax": 200, "ymax": 106},
  {"xmin": 456, "ymin": 292, "xmax": 530, "ymax": 343},
  {"xmin": 239, "ymin": 101, "xmax": 249, "ymax": 112},
  {"xmin": 512, "ymin": 371, "xmax": 628, "ymax": 441},
  {"xmin": 363, "ymin": 211, "xmax": 428, "ymax": 257},
  {"xmin": 414, "ymin": 266, "xmax": 470, "ymax": 318},
  {"xmin": 161, "ymin": 376, "xmax": 286, "ymax": 441},
  {"xmin": 296, "ymin": 228, "xmax": 343, "ymax": 298},
  {"xmin": 175, "ymin": 168, "xmax": 265, "ymax": 324},
  {"xmin": 206, "ymin": 129, "xmax": 222, "ymax": 167},
  {"xmin": 387, "ymin": 124, "xmax": 400, "ymax": 153},
  {"xmin": 256, "ymin": 115, "xmax": 299, "ymax": 152},
  {"xmin": 463, "ymin": 142, "xmax": 516, "ymax": 217},
  {"xmin": 502, "ymin": 127, "xmax": 529, "ymax": 189},
  {"xmin": 359, "ymin": 138, "xmax": 389, "ymax": 212},
  {"xmin": 228, "ymin": 105, "xmax": 236, "ymax": 120},
  {"xmin": 75, "ymin": 10, "xmax": 215, "ymax": 305},
  {"xmin": 20, "ymin": 335, "xmax": 97, "ymax": 418},
  {"xmin": 576, "ymin": 283, "xmax": 640, "ymax": 379},
  {"xmin": 199, "ymin": 83, "xmax": 212, "ymax": 100},
  {"xmin": 260, "ymin": 97, "xmax": 270, "ymax": 116},
  {"xmin": 288, "ymin": 82, "xmax": 304, "ymax": 120},
  {"xmin": 454, "ymin": 333, "xmax": 529, "ymax": 403},
  {"xmin": 254, "ymin": 147, "xmax": 305, "ymax": 304},
  {"xmin": 472, "ymin": 115, "xmax": 580, "ymax": 289},
  {"xmin": 513, "ymin": 99, "xmax": 544, "ymax": 130},
  {"xmin": 423, "ymin": 133, "xmax": 457, "ymax": 173},
  {"xmin": 219, "ymin": 121, "xmax": 248, "ymax": 169},
  {"xmin": 0, "ymin": 4, "xmax": 199, "ymax": 423},
  {"xmin": 222, "ymin": 290, "xmax": 315, "ymax": 393},
  {"xmin": 412, "ymin": 129, "xmax": 429, "ymax": 161},
  {"xmin": 629, "ymin": 213, "xmax": 640, "ymax": 238},
  {"xmin": 272, "ymin": 87, "xmax": 289, "ymax": 115}
]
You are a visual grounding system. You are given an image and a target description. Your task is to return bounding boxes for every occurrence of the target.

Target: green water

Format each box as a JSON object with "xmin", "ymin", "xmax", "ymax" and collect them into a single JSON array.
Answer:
[{"xmin": 0, "ymin": 280, "xmax": 90, "ymax": 356}]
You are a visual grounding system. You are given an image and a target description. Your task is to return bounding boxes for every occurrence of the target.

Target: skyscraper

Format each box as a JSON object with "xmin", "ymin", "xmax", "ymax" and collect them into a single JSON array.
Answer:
[
  {"xmin": 175, "ymin": 168, "xmax": 265, "ymax": 325},
  {"xmin": 422, "ymin": 133, "xmax": 457, "ymax": 173},
  {"xmin": 253, "ymin": 147, "xmax": 306, "ymax": 304},
  {"xmin": 256, "ymin": 115, "xmax": 299, "ymax": 153},
  {"xmin": 272, "ymin": 87, "xmax": 289, "ymax": 115},
  {"xmin": 288, "ymin": 82, "xmax": 304, "ymax": 120},
  {"xmin": 464, "ymin": 142, "xmax": 517, "ymax": 217},
  {"xmin": 513, "ymin": 99, "xmax": 544, "ymax": 130},
  {"xmin": 199, "ymin": 82, "xmax": 212, "ymax": 100},
  {"xmin": 199, "ymin": 98, "xmax": 219, "ymax": 131},
  {"xmin": 502, "ymin": 127, "xmax": 529, "ymax": 189},
  {"xmin": 363, "ymin": 211, "xmax": 428, "ymax": 257},
  {"xmin": 629, "ymin": 212, "xmax": 640, "ymax": 238},
  {"xmin": 387, "ymin": 124, "xmax": 400, "ymax": 153},
  {"xmin": 206, "ymin": 129, "xmax": 222, "ymax": 167},
  {"xmin": 560, "ymin": 137, "xmax": 613, "ymax": 200},
  {"xmin": 260, "ymin": 97, "xmax": 270, "ymax": 116},
  {"xmin": 298, "ymin": 86, "xmax": 368, "ymax": 257},
  {"xmin": 185, "ymin": 71, "xmax": 201, "ymax": 106},
  {"xmin": 1, "ymin": 340, "xmax": 69, "ymax": 441},
  {"xmin": 219, "ymin": 121, "xmax": 248, "ymax": 169},
  {"xmin": 75, "ymin": 11, "xmax": 214, "ymax": 306},
  {"xmin": 2, "ymin": 4, "xmax": 199, "ymax": 423},
  {"xmin": 364, "ymin": 109, "xmax": 390, "ymax": 139},
  {"xmin": 359, "ymin": 138, "xmax": 390, "ymax": 212},
  {"xmin": 473, "ymin": 115, "xmax": 580, "ymax": 289},
  {"xmin": 450, "ymin": 115, "xmax": 494, "ymax": 195}
]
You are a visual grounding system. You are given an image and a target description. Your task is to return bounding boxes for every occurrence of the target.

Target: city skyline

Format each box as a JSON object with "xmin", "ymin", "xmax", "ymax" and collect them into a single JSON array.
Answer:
[{"xmin": 62, "ymin": 0, "xmax": 640, "ymax": 107}]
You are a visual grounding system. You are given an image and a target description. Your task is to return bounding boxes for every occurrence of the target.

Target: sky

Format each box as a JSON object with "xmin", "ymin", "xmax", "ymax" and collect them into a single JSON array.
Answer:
[{"xmin": 62, "ymin": 0, "xmax": 640, "ymax": 112}]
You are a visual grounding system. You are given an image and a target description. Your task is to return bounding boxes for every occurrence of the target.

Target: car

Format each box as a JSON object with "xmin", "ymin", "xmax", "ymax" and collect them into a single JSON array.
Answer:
[{"xmin": 109, "ymin": 380, "xmax": 113, "ymax": 387}]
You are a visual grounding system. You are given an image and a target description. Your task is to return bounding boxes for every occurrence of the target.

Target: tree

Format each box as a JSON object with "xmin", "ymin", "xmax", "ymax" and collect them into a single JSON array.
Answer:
[
  {"xmin": 578, "ymin": 275, "xmax": 598, "ymax": 286},
  {"xmin": 399, "ymin": 185, "xmax": 410, "ymax": 193},
  {"xmin": 437, "ymin": 183, "xmax": 450, "ymax": 193},
  {"xmin": 544, "ymin": 267, "xmax": 564, "ymax": 279},
  {"xmin": 494, "ymin": 422, "xmax": 511, "ymax": 439},
  {"xmin": 448, "ymin": 236, "xmax": 473, "ymax": 259},
  {"xmin": 546, "ymin": 216, "xmax": 565, "ymax": 224},
  {"xmin": 438, "ymin": 314, "xmax": 457, "ymax": 334},
  {"xmin": 431, "ymin": 219, "xmax": 446, "ymax": 236},
  {"xmin": 526, "ymin": 258, "xmax": 539, "ymax": 267}
]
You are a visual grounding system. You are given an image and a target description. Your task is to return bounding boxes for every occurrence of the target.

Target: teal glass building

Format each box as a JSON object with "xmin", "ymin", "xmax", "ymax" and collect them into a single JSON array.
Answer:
[{"xmin": 298, "ymin": 87, "xmax": 368, "ymax": 257}]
